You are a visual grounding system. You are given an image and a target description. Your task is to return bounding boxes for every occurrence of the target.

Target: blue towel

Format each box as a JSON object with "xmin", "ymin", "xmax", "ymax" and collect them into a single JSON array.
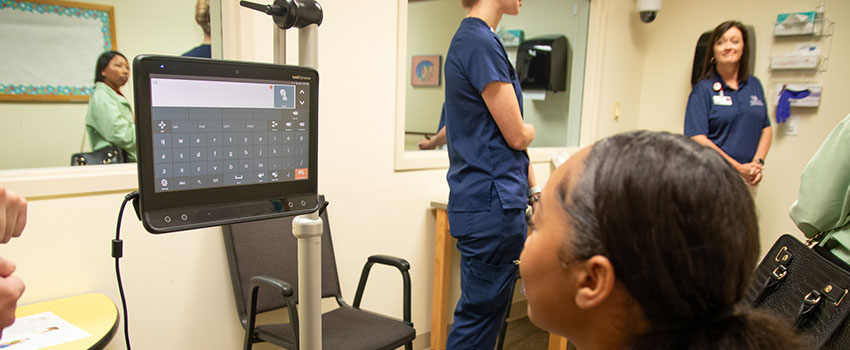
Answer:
[{"xmin": 777, "ymin": 88, "xmax": 811, "ymax": 123}]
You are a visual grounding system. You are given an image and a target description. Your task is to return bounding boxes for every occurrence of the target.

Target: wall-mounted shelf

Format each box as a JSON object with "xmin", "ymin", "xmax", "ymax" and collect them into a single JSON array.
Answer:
[
  {"xmin": 774, "ymin": 14, "xmax": 834, "ymax": 36},
  {"xmin": 769, "ymin": 5, "xmax": 834, "ymax": 73},
  {"xmin": 773, "ymin": 83, "xmax": 822, "ymax": 107},
  {"xmin": 770, "ymin": 55, "xmax": 822, "ymax": 70}
]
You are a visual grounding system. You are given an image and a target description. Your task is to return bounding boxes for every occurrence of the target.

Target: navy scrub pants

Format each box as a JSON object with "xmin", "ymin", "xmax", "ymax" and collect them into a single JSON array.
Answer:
[{"xmin": 445, "ymin": 188, "xmax": 527, "ymax": 349}]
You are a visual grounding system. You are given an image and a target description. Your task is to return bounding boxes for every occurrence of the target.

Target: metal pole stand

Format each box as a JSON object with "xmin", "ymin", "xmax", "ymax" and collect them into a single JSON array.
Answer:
[
  {"xmin": 292, "ymin": 212, "xmax": 323, "ymax": 350},
  {"xmin": 239, "ymin": 2, "xmax": 323, "ymax": 348}
]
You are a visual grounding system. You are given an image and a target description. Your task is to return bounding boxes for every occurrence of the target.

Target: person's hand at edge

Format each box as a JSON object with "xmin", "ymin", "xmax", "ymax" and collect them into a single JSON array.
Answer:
[
  {"xmin": 0, "ymin": 256, "xmax": 25, "ymax": 337},
  {"xmin": 0, "ymin": 185, "xmax": 27, "ymax": 244}
]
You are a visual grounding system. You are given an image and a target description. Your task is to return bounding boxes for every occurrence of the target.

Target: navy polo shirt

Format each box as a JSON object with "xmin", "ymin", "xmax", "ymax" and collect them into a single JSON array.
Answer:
[
  {"xmin": 445, "ymin": 17, "xmax": 529, "ymax": 212},
  {"xmin": 684, "ymin": 74, "xmax": 770, "ymax": 164}
]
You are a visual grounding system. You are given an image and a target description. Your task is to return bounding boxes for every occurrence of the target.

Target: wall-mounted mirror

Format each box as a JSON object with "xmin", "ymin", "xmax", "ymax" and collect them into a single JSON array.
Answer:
[
  {"xmin": 0, "ymin": 0, "xmax": 217, "ymax": 170},
  {"xmin": 396, "ymin": 0, "xmax": 590, "ymax": 169}
]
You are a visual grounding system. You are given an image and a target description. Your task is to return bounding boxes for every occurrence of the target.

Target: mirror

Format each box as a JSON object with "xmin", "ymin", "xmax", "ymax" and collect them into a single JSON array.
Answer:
[
  {"xmin": 0, "ymin": 0, "xmax": 216, "ymax": 170},
  {"xmin": 400, "ymin": 0, "xmax": 591, "ymax": 152}
]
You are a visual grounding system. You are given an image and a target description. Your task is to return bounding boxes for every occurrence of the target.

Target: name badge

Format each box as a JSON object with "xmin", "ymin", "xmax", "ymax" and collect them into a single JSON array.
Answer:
[{"xmin": 712, "ymin": 95, "xmax": 733, "ymax": 106}]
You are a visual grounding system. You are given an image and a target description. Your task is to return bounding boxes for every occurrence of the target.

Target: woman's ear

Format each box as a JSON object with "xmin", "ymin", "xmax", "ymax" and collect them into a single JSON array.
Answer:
[{"xmin": 574, "ymin": 255, "xmax": 616, "ymax": 310}]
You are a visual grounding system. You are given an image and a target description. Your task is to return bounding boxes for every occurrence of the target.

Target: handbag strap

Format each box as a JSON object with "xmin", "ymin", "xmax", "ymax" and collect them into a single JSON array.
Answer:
[
  {"xmin": 751, "ymin": 247, "xmax": 793, "ymax": 307},
  {"xmin": 793, "ymin": 290, "xmax": 823, "ymax": 329},
  {"xmin": 751, "ymin": 265, "xmax": 787, "ymax": 306}
]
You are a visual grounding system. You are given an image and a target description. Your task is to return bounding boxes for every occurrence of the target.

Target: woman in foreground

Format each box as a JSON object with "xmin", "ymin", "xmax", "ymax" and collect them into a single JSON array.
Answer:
[{"xmin": 519, "ymin": 131, "xmax": 803, "ymax": 349}]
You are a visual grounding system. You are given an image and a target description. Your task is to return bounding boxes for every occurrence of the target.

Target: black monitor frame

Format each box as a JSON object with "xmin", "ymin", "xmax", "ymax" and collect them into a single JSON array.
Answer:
[{"xmin": 133, "ymin": 55, "xmax": 319, "ymax": 233}]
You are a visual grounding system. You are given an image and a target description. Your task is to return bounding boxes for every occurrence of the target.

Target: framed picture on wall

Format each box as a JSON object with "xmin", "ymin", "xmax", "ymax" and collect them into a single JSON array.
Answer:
[{"xmin": 411, "ymin": 55, "xmax": 441, "ymax": 87}]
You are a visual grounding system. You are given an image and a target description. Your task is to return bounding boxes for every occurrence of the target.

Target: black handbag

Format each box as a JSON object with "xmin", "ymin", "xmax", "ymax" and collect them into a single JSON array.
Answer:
[
  {"xmin": 70, "ymin": 146, "xmax": 126, "ymax": 166},
  {"xmin": 744, "ymin": 233, "xmax": 850, "ymax": 349}
]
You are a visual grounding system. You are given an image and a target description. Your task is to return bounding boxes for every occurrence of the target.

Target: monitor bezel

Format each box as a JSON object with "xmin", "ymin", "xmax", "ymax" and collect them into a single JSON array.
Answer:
[{"xmin": 133, "ymin": 55, "xmax": 319, "ymax": 228}]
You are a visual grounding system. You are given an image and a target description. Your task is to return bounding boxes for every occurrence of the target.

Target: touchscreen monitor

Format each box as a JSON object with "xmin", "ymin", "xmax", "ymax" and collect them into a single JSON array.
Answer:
[{"xmin": 133, "ymin": 55, "xmax": 319, "ymax": 233}]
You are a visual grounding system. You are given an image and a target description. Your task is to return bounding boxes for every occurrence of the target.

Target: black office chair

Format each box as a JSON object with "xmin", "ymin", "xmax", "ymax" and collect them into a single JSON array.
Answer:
[{"xmin": 223, "ymin": 197, "xmax": 415, "ymax": 350}]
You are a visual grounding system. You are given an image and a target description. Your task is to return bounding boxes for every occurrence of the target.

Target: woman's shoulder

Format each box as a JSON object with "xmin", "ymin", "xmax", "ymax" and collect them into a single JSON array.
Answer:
[
  {"xmin": 744, "ymin": 75, "xmax": 765, "ymax": 88},
  {"xmin": 693, "ymin": 77, "xmax": 717, "ymax": 89},
  {"xmin": 90, "ymin": 82, "xmax": 112, "ymax": 98},
  {"xmin": 689, "ymin": 78, "xmax": 715, "ymax": 98},
  {"xmin": 454, "ymin": 19, "xmax": 497, "ymax": 46}
]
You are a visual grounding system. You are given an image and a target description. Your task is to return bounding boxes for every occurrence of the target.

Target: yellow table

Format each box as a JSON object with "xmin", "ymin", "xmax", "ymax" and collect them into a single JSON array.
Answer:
[
  {"xmin": 13, "ymin": 293, "xmax": 118, "ymax": 349},
  {"xmin": 429, "ymin": 202, "xmax": 567, "ymax": 350}
]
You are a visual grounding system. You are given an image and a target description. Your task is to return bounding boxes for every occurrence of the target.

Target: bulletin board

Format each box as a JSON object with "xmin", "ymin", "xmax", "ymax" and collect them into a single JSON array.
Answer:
[{"xmin": 0, "ymin": 0, "xmax": 116, "ymax": 102}]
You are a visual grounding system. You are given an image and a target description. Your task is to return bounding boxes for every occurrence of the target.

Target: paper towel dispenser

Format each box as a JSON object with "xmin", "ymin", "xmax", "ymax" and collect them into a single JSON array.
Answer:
[{"xmin": 516, "ymin": 35, "xmax": 568, "ymax": 92}]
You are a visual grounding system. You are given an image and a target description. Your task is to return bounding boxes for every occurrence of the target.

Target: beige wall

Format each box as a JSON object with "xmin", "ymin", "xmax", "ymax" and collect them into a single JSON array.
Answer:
[
  {"xmin": 0, "ymin": 0, "xmax": 202, "ymax": 170},
  {"xmin": 633, "ymin": 0, "xmax": 850, "ymax": 253},
  {"xmin": 585, "ymin": 0, "xmax": 647, "ymax": 139},
  {"xmin": 2, "ymin": 0, "xmax": 846, "ymax": 349}
]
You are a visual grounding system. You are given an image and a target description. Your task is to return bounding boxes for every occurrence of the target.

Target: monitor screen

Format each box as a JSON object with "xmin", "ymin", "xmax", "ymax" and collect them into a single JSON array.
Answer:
[{"xmin": 134, "ymin": 56, "xmax": 319, "ymax": 233}]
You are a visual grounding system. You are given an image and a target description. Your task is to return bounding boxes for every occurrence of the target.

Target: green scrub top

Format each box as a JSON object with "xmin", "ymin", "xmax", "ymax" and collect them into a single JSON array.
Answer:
[
  {"xmin": 85, "ymin": 82, "xmax": 137, "ymax": 161},
  {"xmin": 790, "ymin": 113, "xmax": 850, "ymax": 262}
]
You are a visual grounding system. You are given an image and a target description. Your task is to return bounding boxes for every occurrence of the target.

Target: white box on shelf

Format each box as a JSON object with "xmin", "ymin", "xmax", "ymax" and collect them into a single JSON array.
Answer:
[
  {"xmin": 770, "ymin": 55, "xmax": 820, "ymax": 69},
  {"xmin": 775, "ymin": 12, "xmax": 817, "ymax": 35}
]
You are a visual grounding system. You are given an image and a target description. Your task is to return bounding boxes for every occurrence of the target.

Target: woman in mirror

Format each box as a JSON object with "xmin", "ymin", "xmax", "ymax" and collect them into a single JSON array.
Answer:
[
  {"xmin": 520, "ymin": 131, "xmax": 804, "ymax": 350},
  {"xmin": 183, "ymin": 0, "xmax": 211, "ymax": 58},
  {"xmin": 85, "ymin": 51, "xmax": 136, "ymax": 162},
  {"xmin": 684, "ymin": 20, "xmax": 771, "ymax": 187}
]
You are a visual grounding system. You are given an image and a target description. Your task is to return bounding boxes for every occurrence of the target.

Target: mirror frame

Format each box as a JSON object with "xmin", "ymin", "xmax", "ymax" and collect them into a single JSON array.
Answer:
[{"xmin": 393, "ymin": 0, "xmax": 607, "ymax": 171}]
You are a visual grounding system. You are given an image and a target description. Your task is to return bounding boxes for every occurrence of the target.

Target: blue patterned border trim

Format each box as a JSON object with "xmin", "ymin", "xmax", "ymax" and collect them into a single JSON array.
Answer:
[
  {"xmin": 1, "ymin": 0, "xmax": 112, "ymax": 97},
  {"xmin": 0, "ymin": 84, "xmax": 94, "ymax": 96}
]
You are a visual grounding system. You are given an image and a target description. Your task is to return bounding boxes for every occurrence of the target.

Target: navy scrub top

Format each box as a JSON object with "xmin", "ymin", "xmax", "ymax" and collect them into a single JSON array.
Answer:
[
  {"xmin": 445, "ymin": 17, "xmax": 529, "ymax": 212},
  {"xmin": 684, "ymin": 74, "xmax": 770, "ymax": 164}
]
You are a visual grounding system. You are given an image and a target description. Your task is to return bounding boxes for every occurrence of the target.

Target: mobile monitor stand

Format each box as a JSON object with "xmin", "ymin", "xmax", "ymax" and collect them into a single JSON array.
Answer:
[
  {"xmin": 244, "ymin": 1, "xmax": 326, "ymax": 349},
  {"xmin": 132, "ymin": 1, "xmax": 324, "ymax": 348}
]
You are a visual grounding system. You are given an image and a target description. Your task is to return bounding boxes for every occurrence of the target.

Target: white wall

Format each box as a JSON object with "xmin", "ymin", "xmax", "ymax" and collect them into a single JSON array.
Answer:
[
  {"xmin": 634, "ymin": 0, "xmax": 850, "ymax": 253},
  {"xmin": 0, "ymin": 0, "xmax": 202, "ymax": 170}
]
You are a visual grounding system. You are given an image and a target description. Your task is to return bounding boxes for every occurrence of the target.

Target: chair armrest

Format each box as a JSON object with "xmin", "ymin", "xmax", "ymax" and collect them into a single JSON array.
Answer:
[
  {"xmin": 247, "ymin": 275, "xmax": 300, "ymax": 348},
  {"xmin": 368, "ymin": 255, "xmax": 410, "ymax": 271},
  {"xmin": 353, "ymin": 255, "xmax": 413, "ymax": 326},
  {"xmin": 250, "ymin": 275, "xmax": 295, "ymax": 297}
]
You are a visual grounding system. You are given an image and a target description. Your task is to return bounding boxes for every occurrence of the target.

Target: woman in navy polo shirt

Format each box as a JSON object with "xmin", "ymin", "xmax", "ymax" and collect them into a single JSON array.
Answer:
[
  {"xmin": 684, "ymin": 20, "xmax": 772, "ymax": 186},
  {"xmin": 443, "ymin": 0, "xmax": 539, "ymax": 348}
]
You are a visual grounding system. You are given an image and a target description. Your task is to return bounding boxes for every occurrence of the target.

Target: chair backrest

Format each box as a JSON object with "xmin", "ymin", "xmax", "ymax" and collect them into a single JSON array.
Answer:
[{"xmin": 223, "ymin": 196, "xmax": 342, "ymax": 321}]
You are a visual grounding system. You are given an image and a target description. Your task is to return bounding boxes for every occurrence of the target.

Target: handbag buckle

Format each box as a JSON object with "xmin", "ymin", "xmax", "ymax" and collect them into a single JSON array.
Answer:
[
  {"xmin": 835, "ymin": 288, "xmax": 848, "ymax": 307},
  {"xmin": 774, "ymin": 246, "xmax": 791, "ymax": 264},
  {"xmin": 823, "ymin": 284, "xmax": 849, "ymax": 307},
  {"xmin": 804, "ymin": 291, "xmax": 823, "ymax": 305},
  {"xmin": 772, "ymin": 265, "xmax": 788, "ymax": 280}
]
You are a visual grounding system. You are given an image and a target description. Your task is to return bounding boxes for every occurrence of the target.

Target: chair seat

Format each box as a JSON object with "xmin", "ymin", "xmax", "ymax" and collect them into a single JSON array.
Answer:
[{"xmin": 256, "ymin": 306, "xmax": 416, "ymax": 350}]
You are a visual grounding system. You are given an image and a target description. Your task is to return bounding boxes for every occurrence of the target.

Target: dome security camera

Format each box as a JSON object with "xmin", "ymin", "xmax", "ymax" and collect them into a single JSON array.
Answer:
[{"xmin": 637, "ymin": 0, "xmax": 661, "ymax": 23}]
